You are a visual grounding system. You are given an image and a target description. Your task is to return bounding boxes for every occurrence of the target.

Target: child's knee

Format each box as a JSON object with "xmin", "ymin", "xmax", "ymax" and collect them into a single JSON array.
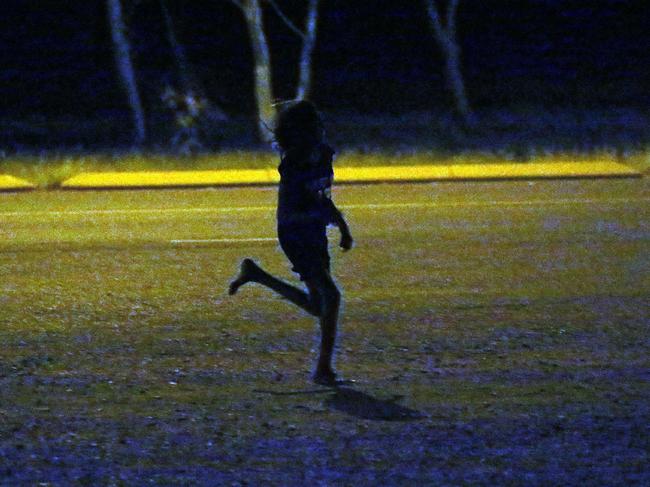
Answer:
[
  {"xmin": 322, "ymin": 282, "xmax": 340, "ymax": 309},
  {"xmin": 308, "ymin": 276, "xmax": 340, "ymax": 309}
]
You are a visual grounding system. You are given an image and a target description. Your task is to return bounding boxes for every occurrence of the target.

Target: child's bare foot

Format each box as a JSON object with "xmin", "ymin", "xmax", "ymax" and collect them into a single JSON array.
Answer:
[{"xmin": 228, "ymin": 258, "xmax": 259, "ymax": 295}]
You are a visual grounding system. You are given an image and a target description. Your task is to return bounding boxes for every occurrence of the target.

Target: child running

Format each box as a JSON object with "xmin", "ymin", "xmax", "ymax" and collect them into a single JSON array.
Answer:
[{"xmin": 228, "ymin": 100, "xmax": 353, "ymax": 386}]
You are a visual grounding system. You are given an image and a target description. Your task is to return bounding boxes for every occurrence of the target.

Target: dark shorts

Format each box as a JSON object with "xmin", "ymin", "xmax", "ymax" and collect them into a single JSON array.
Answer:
[{"xmin": 277, "ymin": 222, "xmax": 330, "ymax": 281}]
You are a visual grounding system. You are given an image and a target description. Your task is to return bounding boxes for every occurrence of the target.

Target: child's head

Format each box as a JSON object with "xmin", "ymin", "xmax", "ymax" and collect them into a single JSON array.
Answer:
[{"xmin": 274, "ymin": 100, "xmax": 324, "ymax": 152}]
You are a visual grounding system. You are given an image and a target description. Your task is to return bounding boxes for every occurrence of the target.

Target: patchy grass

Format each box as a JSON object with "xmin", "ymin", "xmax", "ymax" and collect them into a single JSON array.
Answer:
[{"xmin": 0, "ymin": 179, "xmax": 649, "ymax": 483}]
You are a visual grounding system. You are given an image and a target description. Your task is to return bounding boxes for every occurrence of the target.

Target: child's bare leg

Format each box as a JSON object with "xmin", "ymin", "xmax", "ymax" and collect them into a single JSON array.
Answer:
[
  {"xmin": 229, "ymin": 259, "xmax": 320, "ymax": 316},
  {"xmin": 308, "ymin": 273, "xmax": 341, "ymax": 384}
]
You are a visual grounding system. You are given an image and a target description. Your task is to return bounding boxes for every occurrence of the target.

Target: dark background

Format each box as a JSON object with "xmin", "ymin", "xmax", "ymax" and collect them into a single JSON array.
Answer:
[{"xmin": 1, "ymin": 0, "xmax": 649, "ymax": 149}]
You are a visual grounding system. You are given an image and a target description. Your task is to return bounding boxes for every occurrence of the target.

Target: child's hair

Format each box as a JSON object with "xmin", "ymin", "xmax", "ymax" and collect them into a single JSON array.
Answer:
[{"xmin": 274, "ymin": 100, "xmax": 324, "ymax": 152}]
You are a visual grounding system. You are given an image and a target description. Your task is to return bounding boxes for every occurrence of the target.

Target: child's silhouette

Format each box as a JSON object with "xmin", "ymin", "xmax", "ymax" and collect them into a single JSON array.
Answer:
[{"xmin": 229, "ymin": 101, "xmax": 353, "ymax": 386}]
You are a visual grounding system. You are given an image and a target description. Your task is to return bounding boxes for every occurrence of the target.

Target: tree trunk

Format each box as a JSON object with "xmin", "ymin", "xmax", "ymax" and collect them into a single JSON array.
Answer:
[
  {"xmin": 424, "ymin": 0, "xmax": 473, "ymax": 127},
  {"xmin": 443, "ymin": 36, "xmax": 472, "ymax": 124},
  {"xmin": 160, "ymin": 0, "xmax": 193, "ymax": 91},
  {"xmin": 107, "ymin": 0, "xmax": 146, "ymax": 145},
  {"xmin": 296, "ymin": 0, "xmax": 319, "ymax": 100},
  {"xmin": 160, "ymin": 0, "xmax": 227, "ymax": 121},
  {"xmin": 243, "ymin": 0, "xmax": 276, "ymax": 142}
]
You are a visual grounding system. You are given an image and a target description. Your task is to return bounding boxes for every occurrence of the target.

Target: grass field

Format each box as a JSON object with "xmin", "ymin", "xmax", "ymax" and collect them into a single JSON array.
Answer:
[{"xmin": 1, "ymin": 178, "xmax": 649, "ymax": 484}]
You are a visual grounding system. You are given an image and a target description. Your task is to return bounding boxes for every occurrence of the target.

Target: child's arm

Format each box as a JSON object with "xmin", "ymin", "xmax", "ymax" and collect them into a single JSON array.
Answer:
[{"xmin": 324, "ymin": 198, "xmax": 354, "ymax": 251}]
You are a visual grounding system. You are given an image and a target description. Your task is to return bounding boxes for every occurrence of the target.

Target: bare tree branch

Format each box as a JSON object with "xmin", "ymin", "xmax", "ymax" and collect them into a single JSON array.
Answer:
[
  {"xmin": 265, "ymin": 0, "xmax": 306, "ymax": 40},
  {"xmin": 160, "ymin": 0, "xmax": 191, "ymax": 89},
  {"xmin": 107, "ymin": 0, "xmax": 146, "ymax": 144},
  {"xmin": 162, "ymin": 0, "xmax": 228, "ymax": 121},
  {"xmin": 423, "ymin": 0, "xmax": 473, "ymax": 126},
  {"xmin": 447, "ymin": 0, "xmax": 459, "ymax": 38},
  {"xmin": 296, "ymin": 0, "xmax": 319, "ymax": 99},
  {"xmin": 241, "ymin": 0, "xmax": 276, "ymax": 141},
  {"xmin": 423, "ymin": 0, "xmax": 446, "ymax": 45}
]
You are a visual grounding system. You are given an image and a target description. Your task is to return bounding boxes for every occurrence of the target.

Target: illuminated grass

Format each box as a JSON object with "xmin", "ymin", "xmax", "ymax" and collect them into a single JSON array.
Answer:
[{"xmin": 0, "ymin": 149, "xmax": 645, "ymax": 189}]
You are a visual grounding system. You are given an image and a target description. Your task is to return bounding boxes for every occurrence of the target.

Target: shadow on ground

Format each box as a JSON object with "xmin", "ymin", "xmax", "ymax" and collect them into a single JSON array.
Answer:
[
  {"xmin": 324, "ymin": 387, "xmax": 424, "ymax": 421},
  {"xmin": 253, "ymin": 386, "xmax": 424, "ymax": 421}
]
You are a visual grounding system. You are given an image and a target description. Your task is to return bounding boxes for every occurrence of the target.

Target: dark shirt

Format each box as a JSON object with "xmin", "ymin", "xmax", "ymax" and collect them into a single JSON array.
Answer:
[{"xmin": 277, "ymin": 143, "xmax": 335, "ymax": 227}]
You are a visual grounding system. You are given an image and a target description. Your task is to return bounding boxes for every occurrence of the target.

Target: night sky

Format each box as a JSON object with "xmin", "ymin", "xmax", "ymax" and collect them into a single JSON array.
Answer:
[{"xmin": 1, "ymin": 0, "xmax": 649, "ymax": 118}]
